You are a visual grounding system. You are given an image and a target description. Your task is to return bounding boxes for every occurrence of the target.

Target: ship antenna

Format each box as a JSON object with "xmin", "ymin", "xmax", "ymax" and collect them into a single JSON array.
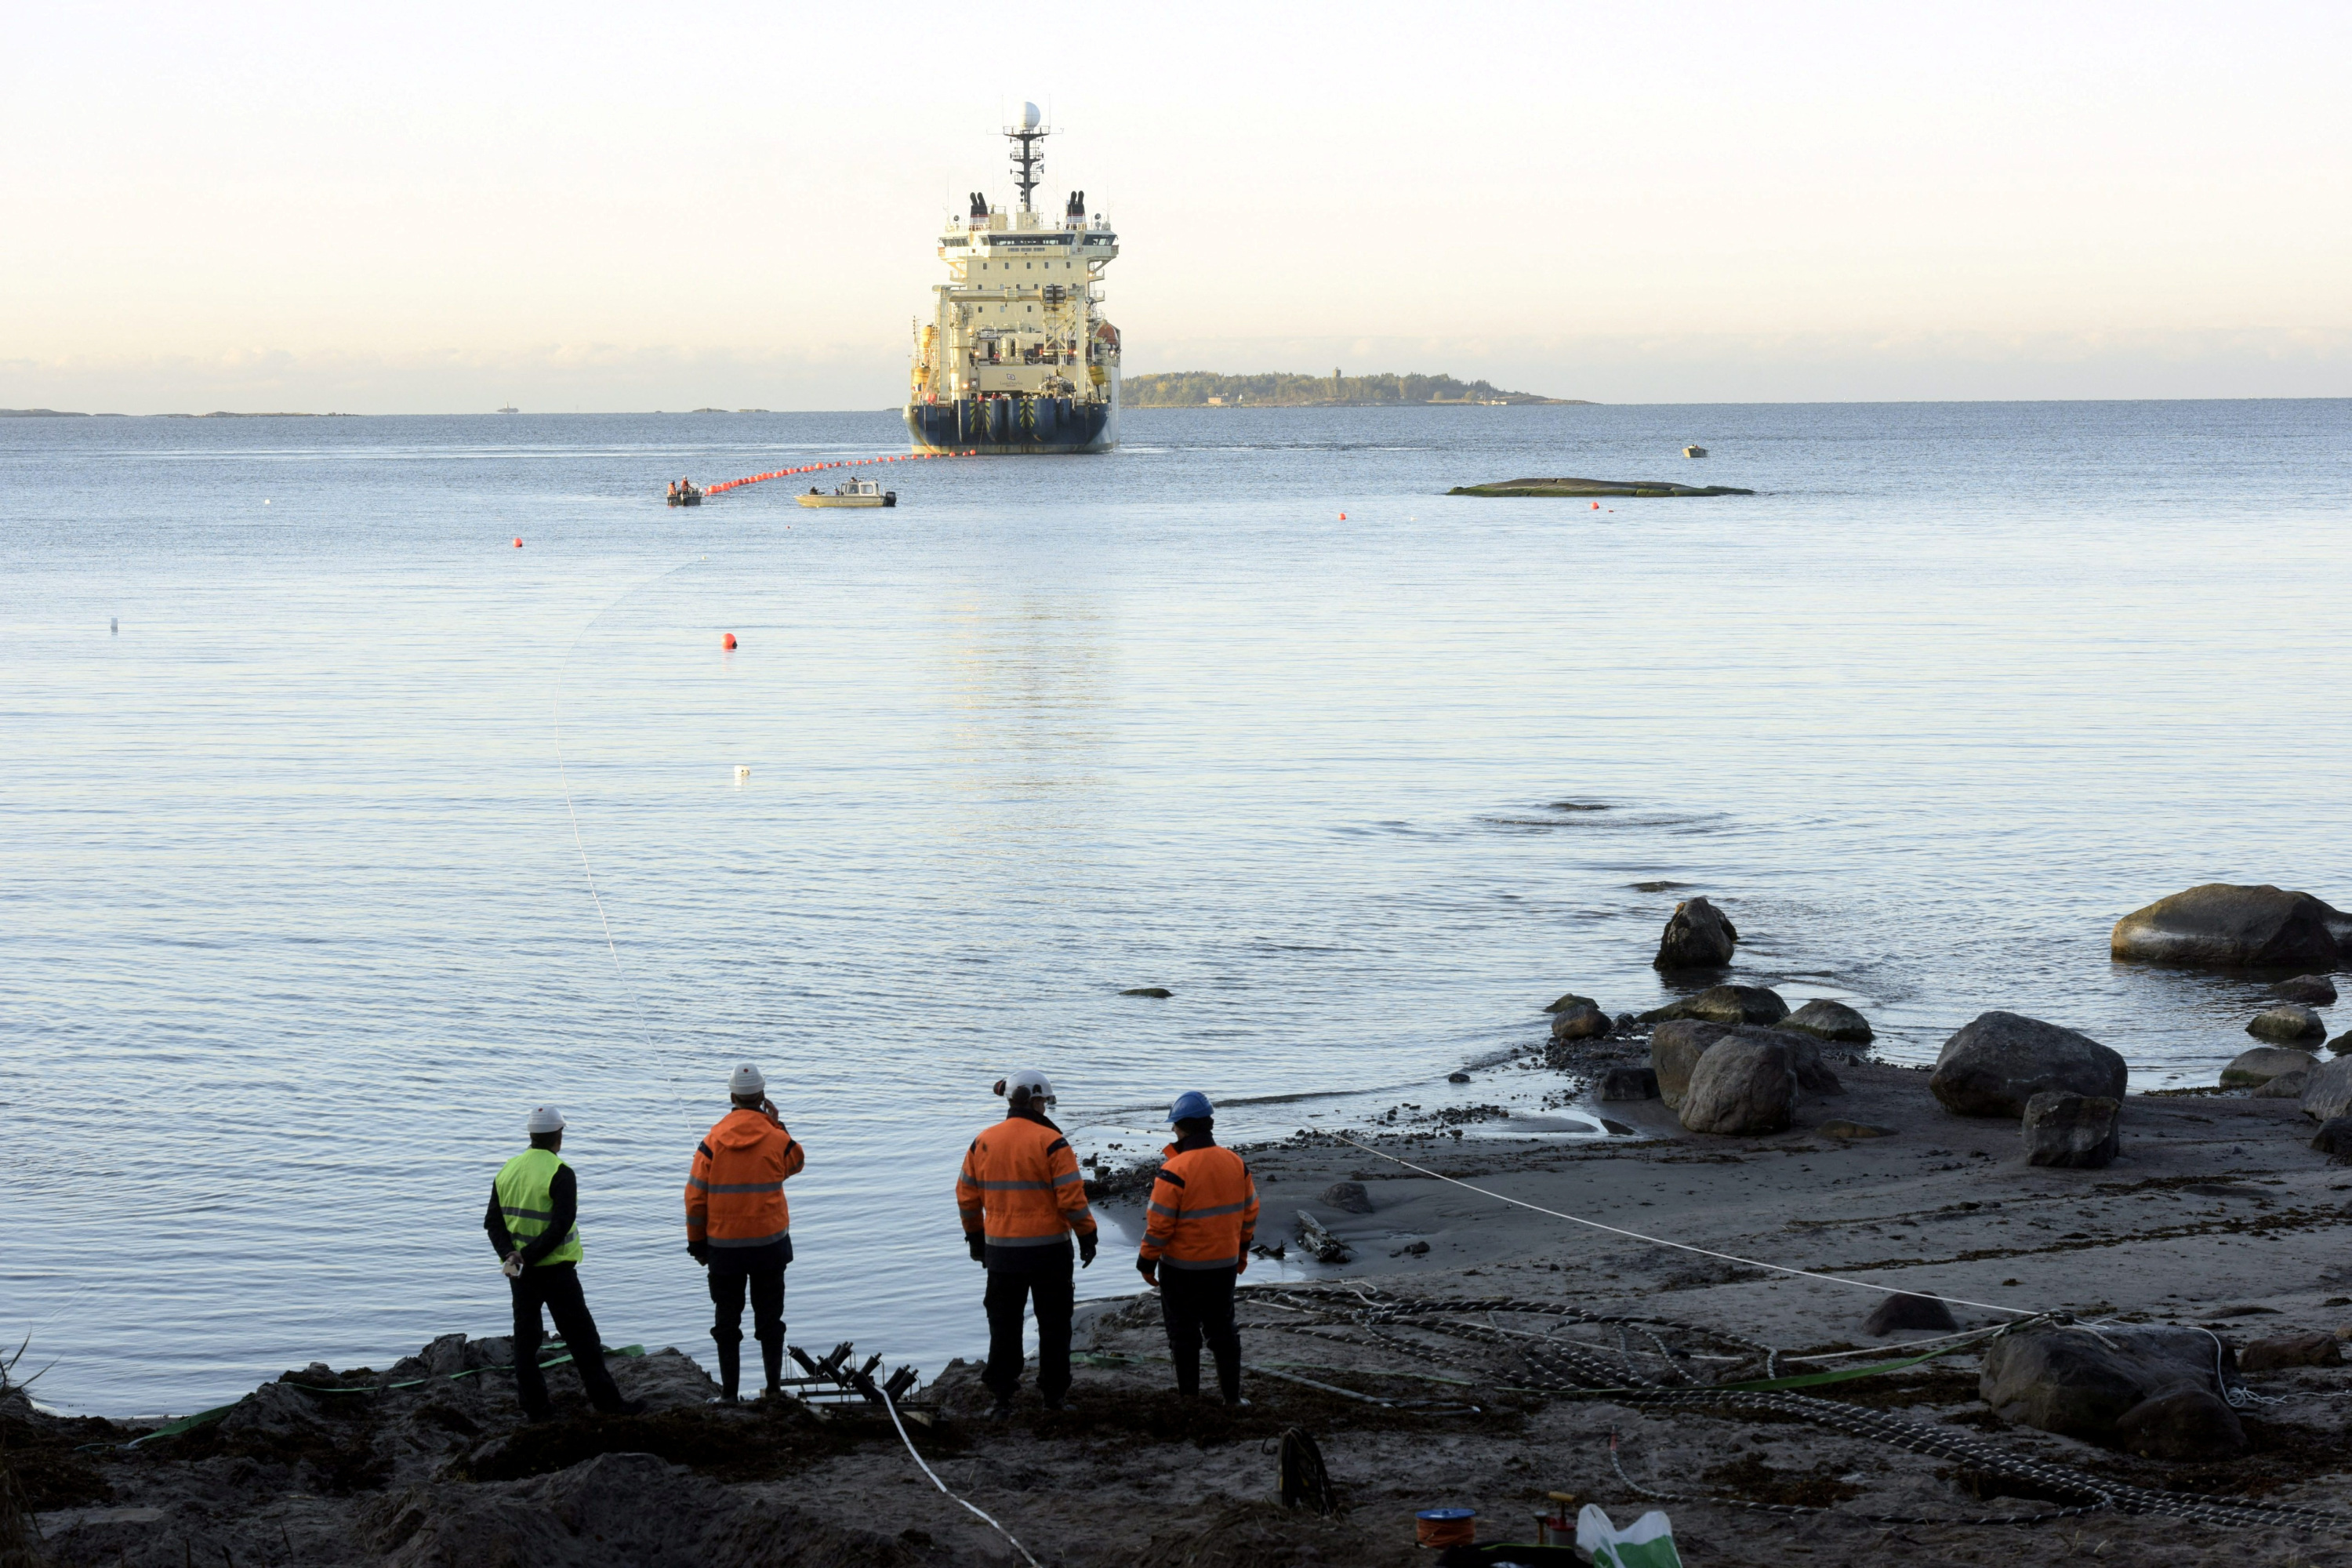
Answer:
[{"xmin": 1004, "ymin": 101, "xmax": 1047, "ymax": 212}]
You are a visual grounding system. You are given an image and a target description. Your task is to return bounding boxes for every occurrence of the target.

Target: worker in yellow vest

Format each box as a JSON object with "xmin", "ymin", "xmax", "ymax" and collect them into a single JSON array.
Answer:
[{"xmin": 484, "ymin": 1105, "xmax": 644, "ymax": 1421}]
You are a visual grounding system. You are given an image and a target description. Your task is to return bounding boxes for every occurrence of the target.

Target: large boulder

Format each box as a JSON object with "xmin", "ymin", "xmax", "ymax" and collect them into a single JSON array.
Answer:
[
  {"xmin": 1653, "ymin": 897, "xmax": 1737, "ymax": 971},
  {"xmin": 1929, "ymin": 1012, "xmax": 2128, "ymax": 1118},
  {"xmin": 2273, "ymin": 973, "xmax": 2339, "ymax": 1006},
  {"xmin": 1650, "ymin": 1020, "xmax": 1731, "ymax": 1110},
  {"xmin": 2022, "ymin": 1091, "xmax": 2120, "ymax": 1168},
  {"xmin": 2249, "ymin": 1005, "xmax": 2326, "ymax": 1043},
  {"xmin": 1678, "ymin": 1032, "xmax": 1796, "ymax": 1135},
  {"xmin": 1770, "ymin": 1026, "xmax": 1846, "ymax": 1094},
  {"xmin": 2299, "ymin": 1056, "xmax": 2352, "ymax": 1121},
  {"xmin": 2220, "ymin": 1045, "xmax": 2321, "ymax": 1087},
  {"xmin": 1641, "ymin": 985, "xmax": 1788, "ymax": 1027},
  {"xmin": 2111, "ymin": 884, "xmax": 2341, "ymax": 971},
  {"xmin": 2253, "ymin": 1067, "xmax": 2313, "ymax": 1099},
  {"xmin": 1979, "ymin": 1324, "xmax": 2245, "ymax": 1457},
  {"xmin": 1551, "ymin": 1003, "xmax": 1613, "ymax": 1041},
  {"xmin": 1777, "ymin": 998, "xmax": 1874, "ymax": 1045}
]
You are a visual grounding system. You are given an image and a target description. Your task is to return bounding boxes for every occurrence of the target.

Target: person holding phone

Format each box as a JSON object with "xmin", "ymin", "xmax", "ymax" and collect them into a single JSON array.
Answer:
[{"xmin": 684, "ymin": 1064, "xmax": 805, "ymax": 1403}]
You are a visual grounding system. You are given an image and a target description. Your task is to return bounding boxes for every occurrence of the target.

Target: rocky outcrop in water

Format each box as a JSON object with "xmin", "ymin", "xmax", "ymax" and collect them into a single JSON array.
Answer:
[
  {"xmin": 2249, "ymin": 1005, "xmax": 2327, "ymax": 1043},
  {"xmin": 1929, "ymin": 1012, "xmax": 2127, "ymax": 1118},
  {"xmin": 2222, "ymin": 1045, "xmax": 2321, "ymax": 1088},
  {"xmin": 1776, "ymin": 999, "xmax": 1874, "ymax": 1045},
  {"xmin": 1641, "ymin": 984, "xmax": 1787, "ymax": 1027},
  {"xmin": 2272, "ymin": 973, "xmax": 2339, "ymax": 1005},
  {"xmin": 1652, "ymin": 897, "xmax": 1737, "ymax": 971},
  {"xmin": 2111, "ymin": 884, "xmax": 2341, "ymax": 971}
]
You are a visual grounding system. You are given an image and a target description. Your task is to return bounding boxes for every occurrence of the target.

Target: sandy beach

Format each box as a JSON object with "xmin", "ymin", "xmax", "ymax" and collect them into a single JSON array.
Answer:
[{"xmin": 15, "ymin": 1049, "xmax": 2352, "ymax": 1566}]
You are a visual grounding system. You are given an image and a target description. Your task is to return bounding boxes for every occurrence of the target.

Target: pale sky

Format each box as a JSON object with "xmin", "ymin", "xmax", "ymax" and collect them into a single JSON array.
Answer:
[{"xmin": 6, "ymin": 1, "xmax": 2347, "ymax": 411}]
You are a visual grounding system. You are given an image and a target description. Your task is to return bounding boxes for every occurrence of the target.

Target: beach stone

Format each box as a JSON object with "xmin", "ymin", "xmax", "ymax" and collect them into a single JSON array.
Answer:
[
  {"xmin": 2115, "ymin": 1388, "xmax": 2249, "ymax": 1461},
  {"xmin": 1596, "ymin": 1065, "xmax": 1661, "ymax": 1102},
  {"xmin": 2240, "ymin": 1332, "xmax": 2340, "ymax": 1371},
  {"xmin": 1677, "ymin": 1032, "xmax": 1796, "ymax": 1136},
  {"xmin": 1551, "ymin": 1003, "xmax": 1613, "ymax": 1041},
  {"xmin": 2273, "ymin": 973, "xmax": 2339, "ymax": 1005},
  {"xmin": 1544, "ymin": 992, "xmax": 1600, "ymax": 1014},
  {"xmin": 2253, "ymin": 1068, "xmax": 2313, "ymax": 1099},
  {"xmin": 1641, "ymin": 984, "xmax": 1788, "ymax": 1028},
  {"xmin": 1650, "ymin": 1020, "xmax": 1732, "ymax": 1110},
  {"xmin": 1776, "ymin": 998, "xmax": 1874, "ymax": 1045},
  {"xmin": 1980, "ymin": 1323, "xmax": 2244, "ymax": 1455},
  {"xmin": 1862, "ymin": 1293, "xmax": 1959, "ymax": 1335},
  {"xmin": 2249, "ymin": 1005, "xmax": 2326, "ymax": 1043},
  {"xmin": 2300, "ymin": 1058, "xmax": 2352, "ymax": 1121},
  {"xmin": 2111, "ymin": 883, "xmax": 2342, "ymax": 971},
  {"xmin": 2333, "ymin": 1032, "xmax": 2352, "ymax": 1056},
  {"xmin": 2021, "ymin": 1091, "xmax": 2120, "ymax": 1168},
  {"xmin": 1819, "ymin": 1119, "xmax": 1895, "ymax": 1139},
  {"xmin": 2220, "ymin": 1045, "xmax": 2321, "ymax": 1088},
  {"xmin": 1929, "ymin": 1011, "xmax": 2127, "ymax": 1119},
  {"xmin": 2308, "ymin": 1117, "xmax": 2352, "ymax": 1159},
  {"xmin": 1446, "ymin": 1070, "xmax": 1471, "ymax": 1083},
  {"xmin": 1653, "ymin": 896, "xmax": 1737, "ymax": 971},
  {"xmin": 1769, "ymin": 1027, "xmax": 1845, "ymax": 1094},
  {"xmin": 1319, "ymin": 1181, "xmax": 1374, "ymax": 1214}
]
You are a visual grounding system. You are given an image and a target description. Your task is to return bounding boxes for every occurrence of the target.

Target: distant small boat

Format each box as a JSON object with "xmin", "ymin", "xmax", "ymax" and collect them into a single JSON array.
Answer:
[
  {"xmin": 667, "ymin": 482, "xmax": 704, "ymax": 507},
  {"xmin": 497, "ymin": 405, "xmax": 519, "ymax": 415},
  {"xmin": 797, "ymin": 478, "xmax": 896, "ymax": 509}
]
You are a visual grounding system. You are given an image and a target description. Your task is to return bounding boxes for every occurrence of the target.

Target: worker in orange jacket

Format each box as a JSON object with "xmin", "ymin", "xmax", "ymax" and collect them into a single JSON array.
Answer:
[
  {"xmin": 684, "ymin": 1062, "xmax": 805, "ymax": 1403},
  {"xmin": 956, "ymin": 1069, "xmax": 1097, "ymax": 1417},
  {"xmin": 1137, "ymin": 1091, "xmax": 1257, "ymax": 1404}
]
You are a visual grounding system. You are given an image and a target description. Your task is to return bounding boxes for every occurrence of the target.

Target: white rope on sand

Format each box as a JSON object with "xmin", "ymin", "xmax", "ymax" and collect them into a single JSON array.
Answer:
[
  {"xmin": 877, "ymin": 1385, "xmax": 1044, "ymax": 1568},
  {"xmin": 1334, "ymin": 1134, "xmax": 2038, "ymax": 1319}
]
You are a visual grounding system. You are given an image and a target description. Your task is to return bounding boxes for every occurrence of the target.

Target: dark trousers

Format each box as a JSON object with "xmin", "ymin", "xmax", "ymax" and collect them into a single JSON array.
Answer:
[
  {"xmin": 1160, "ymin": 1266, "xmax": 1242, "ymax": 1400},
  {"xmin": 982, "ymin": 1265, "xmax": 1075, "ymax": 1403},
  {"xmin": 508, "ymin": 1261, "xmax": 626, "ymax": 1417},
  {"xmin": 708, "ymin": 1259, "xmax": 786, "ymax": 1345}
]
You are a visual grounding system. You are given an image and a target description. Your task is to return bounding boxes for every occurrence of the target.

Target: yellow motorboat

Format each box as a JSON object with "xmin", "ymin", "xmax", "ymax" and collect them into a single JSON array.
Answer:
[{"xmin": 797, "ymin": 478, "xmax": 897, "ymax": 509}]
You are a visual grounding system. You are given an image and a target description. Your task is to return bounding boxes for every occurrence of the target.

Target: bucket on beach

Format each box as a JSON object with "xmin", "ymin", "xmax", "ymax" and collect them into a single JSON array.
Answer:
[{"xmin": 1416, "ymin": 1508, "xmax": 1475, "ymax": 1548}]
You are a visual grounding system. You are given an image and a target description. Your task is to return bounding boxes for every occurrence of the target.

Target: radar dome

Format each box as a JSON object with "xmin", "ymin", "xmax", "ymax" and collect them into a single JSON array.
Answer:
[{"xmin": 1022, "ymin": 102, "xmax": 1042, "ymax": 129}]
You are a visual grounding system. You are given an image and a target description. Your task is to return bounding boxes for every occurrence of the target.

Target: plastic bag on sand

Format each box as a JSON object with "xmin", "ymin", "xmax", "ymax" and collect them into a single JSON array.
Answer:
[{"xmin": 1577, "ymin": 1505, "xmax": 1682, "ymax": 1568}]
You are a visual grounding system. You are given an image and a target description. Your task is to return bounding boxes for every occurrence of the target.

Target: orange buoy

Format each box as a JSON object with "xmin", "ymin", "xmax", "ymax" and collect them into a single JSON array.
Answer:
[
  {"xmin": 513, "ymin": 537, "xmax": 523, "ymax": 547},
  {"xmin": 722, "ymin": 633, "xmax": 738, "ymax": 650},
  {"xmin": 1590, "ymin": 501, "xmax": 1600, "ymax": 510},
  {"xmin": 1338, "ymin": 513, "xmax": 1347, "ymax": 521}
]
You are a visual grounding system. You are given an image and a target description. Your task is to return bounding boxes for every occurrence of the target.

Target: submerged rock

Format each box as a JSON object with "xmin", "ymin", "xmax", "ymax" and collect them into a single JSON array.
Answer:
[
  {"xmin": 1642, "ymin": 984, "xmax": 1788, "ymax": 1028},
  {"xmin": 1677, "ymin": 1032, "xmax": 1795, "ymax": 1135},
  {"xmin": 1862, "ymin": 1293, "xmax": 1959, "ymax": 1335},
  {"xmin": 2021, "ymin": 1091, "xmax": 2120, "ymax": 1169},
  {"xmin": 1544, "ymin": 991, "xmax": 1601, "ymax": 1014},
  {"xmin": 2111, "ymin": 884, "xmax": 2341, "ymax": 971},
  {"xmin": 2273, "ymin": 973, "xmax": 2339, "ymax": 1005},
  {"xmin": 1550, "ymin": 1002, "xmax": 1613, "ymax": 1041},
  {"xmin": 1653, "ymin": 897, "xmax": 1737, "ymax": 971},
  {"xmin": 1776, "ymin": 998, "xmax": 1874, "ymax": 1045},
  {"xmin": 1929, "ymin": 1012, "xmax": 2126, "ymax": 1118},
  {"xmin": 2249, "ymin": 1004, "xmax": 2326, "ymax": 1043},
  {"xmin": 2220, "ymin": 1045, "xmax": 2320, "ymax": 1087},
  {"xmin": 1650, "ymin": 1020, "xmax": 1732, "ymax": 1110},
  {"xmin": 1121, "ymin": 985, "xmax": 1174, "ymax": 998},
  {"xmin": 1980, "ymin": 1324, "xmax": 2245, "ymax": 1457}
]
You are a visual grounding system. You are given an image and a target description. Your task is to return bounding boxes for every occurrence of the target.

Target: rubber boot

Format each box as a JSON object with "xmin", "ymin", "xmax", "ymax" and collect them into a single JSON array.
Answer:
[
  {"xmin": 759, "ymin": 1334, "xmax": 785, "ymax": 1399},
  {"xmin": 1214, "ymin": 1341, "xmax": 1243, "ymax": 1406},
  {"xmin": 713, "ymin": 1337, "xmax": 741, "ymax": 1404}
]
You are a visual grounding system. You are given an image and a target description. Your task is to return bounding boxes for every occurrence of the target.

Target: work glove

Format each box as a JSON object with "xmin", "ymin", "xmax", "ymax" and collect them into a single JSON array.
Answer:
[
  {"xmin": 967, "ymin": 1232, "xmax": 987, "ymax": 1264},
  {"xmin": 500, "ymin": 1253, "xmax": 524, "ymax": 1279},
  {"xmin": 1078, "ymin": 1231, "xmax": 1098, "ymax": 1268},
  {"xmin": 1136, "ymin": 1257, "xmax": 1158, "ymax": 1288},
  {"xmin": 1236, "ymin": 1252, "xmax": 1249, "ymax": 1277},
  {"xmin": 688, "ymin": 1240, "xmax": 710, "ymax": 1265}
]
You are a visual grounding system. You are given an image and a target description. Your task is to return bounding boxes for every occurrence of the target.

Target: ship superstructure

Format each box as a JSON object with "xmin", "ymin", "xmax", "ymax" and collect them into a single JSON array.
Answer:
[{"xmin": 906, "ymin": 105, "xmax": 1120, "ymax": 454}]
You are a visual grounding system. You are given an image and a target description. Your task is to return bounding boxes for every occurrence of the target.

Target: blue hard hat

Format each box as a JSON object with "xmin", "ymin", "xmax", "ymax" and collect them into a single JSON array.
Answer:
[{"xmin": 1167, "ymin": 1091, "xmax": 1214, "ymax": 1124}]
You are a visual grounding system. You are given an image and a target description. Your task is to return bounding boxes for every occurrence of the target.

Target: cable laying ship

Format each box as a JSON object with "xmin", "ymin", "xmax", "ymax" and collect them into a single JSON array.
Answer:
[{"xmin": 906, "ymin": 104, "xmax": 1120, "ymax": 455}]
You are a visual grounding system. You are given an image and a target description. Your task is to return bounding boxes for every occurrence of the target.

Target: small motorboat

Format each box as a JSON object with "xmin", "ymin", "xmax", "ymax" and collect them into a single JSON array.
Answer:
[
  {"xmin": 666, "ymin": 481, "xmax": 703, "ymax": 506},
  {"xmin": 797, "ymin": 478, "xmax": 896, "ymax": 509}
]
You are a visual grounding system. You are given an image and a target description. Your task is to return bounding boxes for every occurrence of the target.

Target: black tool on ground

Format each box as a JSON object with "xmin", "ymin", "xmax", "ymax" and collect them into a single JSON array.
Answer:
[
  {"xmin": 782, "ymin": 1341, "xmax": 919, "ymax": 1409},
  {"xmin": 1274, "ymin": 1426, "xmax": 1336, "ymax": 1515}
]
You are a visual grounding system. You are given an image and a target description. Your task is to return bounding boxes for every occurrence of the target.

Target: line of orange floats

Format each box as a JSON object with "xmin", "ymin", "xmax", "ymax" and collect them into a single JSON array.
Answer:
[{"xmin": 702, "ymin": 449, "xmax": 982, "ymax": 497}]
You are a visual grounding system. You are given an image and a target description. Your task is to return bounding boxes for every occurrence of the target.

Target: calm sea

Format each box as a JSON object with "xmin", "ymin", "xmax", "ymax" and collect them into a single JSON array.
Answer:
[{"xmin": 4, "ymin": 400, "xmax": 2348, "ymax": 1414}]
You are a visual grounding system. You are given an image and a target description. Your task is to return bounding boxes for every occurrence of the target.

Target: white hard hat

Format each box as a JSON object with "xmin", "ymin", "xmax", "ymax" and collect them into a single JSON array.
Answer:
[
  {"xmin": 997, "ymin": 1069, "xmax": 1055, "ymax": 1106},
  {"xmin": 526, "ymin": 1105, "xmax": 565, "ymax": 1134},
  {"xmin": 730, "ymin": 1062, "xmax": 766, "ymax": 1095}
]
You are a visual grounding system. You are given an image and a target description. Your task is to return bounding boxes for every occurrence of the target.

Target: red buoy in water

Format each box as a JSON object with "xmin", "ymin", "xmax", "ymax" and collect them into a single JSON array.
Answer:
[
  {"xmin": 1590, "ymin": 501, "xmax": 1600, "ymax": 510},
  {"xmin": 1338, "ymin": 512, "xmax": 1347, "ymax": 521},
  {"xmin": 722, "ymin": 633, "xmax": 738, "ymax": 650},
  {"xmin": 513, "ymin": 537, "xmax": 523, "ymax": 547}
]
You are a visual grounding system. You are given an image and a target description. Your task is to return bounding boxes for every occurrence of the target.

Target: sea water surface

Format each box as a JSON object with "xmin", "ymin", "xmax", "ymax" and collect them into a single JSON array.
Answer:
[{"xmin": 4, "ymin": 400, "xmax": 2349, "ymax": 1414}]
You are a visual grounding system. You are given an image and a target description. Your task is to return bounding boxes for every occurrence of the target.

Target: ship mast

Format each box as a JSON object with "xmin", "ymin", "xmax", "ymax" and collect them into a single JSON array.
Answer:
[{"xmin": 1005, "ymin": 101, "xmax": 1047, "ymax": 212}]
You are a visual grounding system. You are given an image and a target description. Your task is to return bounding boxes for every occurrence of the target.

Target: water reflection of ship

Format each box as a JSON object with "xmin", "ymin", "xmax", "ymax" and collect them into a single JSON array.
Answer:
[{"xmin": 905, "ymin": 103, "xmax": 1120, "ymax": 456}]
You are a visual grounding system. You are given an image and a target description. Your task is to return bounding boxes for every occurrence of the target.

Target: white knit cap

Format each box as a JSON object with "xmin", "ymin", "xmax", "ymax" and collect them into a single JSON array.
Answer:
[
  {"xmin": 729, "ymin": 1062, "xmax": 766, "ymax": 1095},
  {"xmin": 525, "ymin": 1105, "xmax": 565, "ymax": 1134}
]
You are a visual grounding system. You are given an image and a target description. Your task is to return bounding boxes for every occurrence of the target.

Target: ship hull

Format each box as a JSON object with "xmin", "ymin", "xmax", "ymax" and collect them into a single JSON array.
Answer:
[{"xmin": 904, "ymin": 393, "xmax": 1116, "ymax": 455}]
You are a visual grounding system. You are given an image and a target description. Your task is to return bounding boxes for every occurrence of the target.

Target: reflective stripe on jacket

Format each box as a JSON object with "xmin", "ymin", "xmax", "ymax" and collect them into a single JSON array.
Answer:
[
  {"xmin": 495, "ymin": 1148, "xmax": 583, "ymax": 1265},
  {"xmin": 684, "ymin": 1108, "xmax": 804, "ymax": 1250},
  {"xmin": 956, "ymin": 1112, "xmax": 1096, "ymax": 1249},
  {"xmin": 1139, "ymin": 1142, "xmax": 1257, "ymax": 1271}
]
